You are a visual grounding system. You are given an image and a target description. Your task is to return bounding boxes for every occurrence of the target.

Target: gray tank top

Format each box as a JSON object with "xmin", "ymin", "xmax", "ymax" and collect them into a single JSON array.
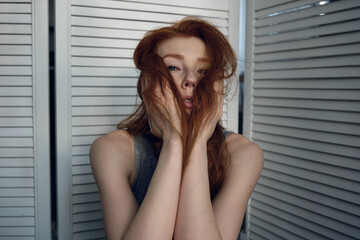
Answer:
[{"xmin": 130, "ymin": 130, "xmax": 234, "ymax": 205}]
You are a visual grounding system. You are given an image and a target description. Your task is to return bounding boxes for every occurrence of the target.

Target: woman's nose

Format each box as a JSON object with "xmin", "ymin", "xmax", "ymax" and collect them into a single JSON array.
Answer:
[{"xmin": 182, "ymin": 70, "xmax": 197, "ymax": 89}]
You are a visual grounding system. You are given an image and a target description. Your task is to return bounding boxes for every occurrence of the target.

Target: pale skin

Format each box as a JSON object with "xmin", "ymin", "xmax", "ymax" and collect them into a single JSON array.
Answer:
[{"xmin": 90, "ymin": 36, "xmax": 264, "ymax": 240}]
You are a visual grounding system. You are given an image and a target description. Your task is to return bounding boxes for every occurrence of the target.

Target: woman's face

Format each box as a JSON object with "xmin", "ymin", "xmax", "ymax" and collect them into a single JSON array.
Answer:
[{"xmin": 157, "ymin": 36, "xmax": 209, "ymax": 113}]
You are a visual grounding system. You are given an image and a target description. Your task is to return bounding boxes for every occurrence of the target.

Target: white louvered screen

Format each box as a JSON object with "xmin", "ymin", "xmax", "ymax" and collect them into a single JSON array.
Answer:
[
  {"xmin": 0, "ymin": 0, "xmax": 51, "ymax": 239},
  {"xmin": 244, "ymin": 0, "xmax": 360, "ymax": 239},
  {"xmin": 56, "ymin": 0, "xmax": 239, "ymax": 239}
]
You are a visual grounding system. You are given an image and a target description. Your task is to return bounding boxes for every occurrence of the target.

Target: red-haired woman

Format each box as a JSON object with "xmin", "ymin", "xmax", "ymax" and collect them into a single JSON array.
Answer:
[{"xmin": 90, "ymin": 17, "xmax": 263, "ymax": 240}]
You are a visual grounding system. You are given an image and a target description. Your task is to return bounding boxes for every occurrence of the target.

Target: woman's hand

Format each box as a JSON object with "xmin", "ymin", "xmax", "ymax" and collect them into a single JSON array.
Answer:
[
  {"xmin": 197, "ymin": 80, "xmax": 224, "ymax": 144},
  {"xmin": 143, "ymin": 80, "xmax": 182, "ymax": 142}
]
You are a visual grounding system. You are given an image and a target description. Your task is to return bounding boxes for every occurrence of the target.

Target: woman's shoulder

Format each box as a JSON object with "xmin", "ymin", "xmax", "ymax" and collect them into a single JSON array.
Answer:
[
  {"xmin": 225, "ymin": 133, "xmax": 264, "ymax": 167},
  {"xmin": 90, "ymin": 129, "xmax": 136, "ymax": 181}
]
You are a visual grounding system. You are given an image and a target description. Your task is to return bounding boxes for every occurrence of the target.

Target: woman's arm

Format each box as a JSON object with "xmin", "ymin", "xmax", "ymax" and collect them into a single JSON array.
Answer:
[
  {"xmin": 91, "ymin": 130, "xmax": 183, "ymax": 240},
  {"xmin": 174, "ymin": 133, "xmax": 263, "ymax": 240}
]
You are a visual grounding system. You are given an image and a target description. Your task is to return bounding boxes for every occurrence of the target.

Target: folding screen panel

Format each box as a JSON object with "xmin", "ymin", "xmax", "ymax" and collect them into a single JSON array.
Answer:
[
  {"xmin": 244, "ymin": 0, "xmax": 360, "ymax": 239},
  {"xmin": 0, "ymin": 0, "xmax": 51, "ymax": 239},
  {"xmin": 55, "ymin": 0, "xmax": 240, "ymax": 239}
]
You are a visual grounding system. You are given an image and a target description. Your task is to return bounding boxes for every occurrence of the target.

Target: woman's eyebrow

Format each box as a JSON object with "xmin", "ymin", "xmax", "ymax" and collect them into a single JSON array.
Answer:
[{"xmin": 162, "ymin": 54, "xmax": 184, "ymax": 59}]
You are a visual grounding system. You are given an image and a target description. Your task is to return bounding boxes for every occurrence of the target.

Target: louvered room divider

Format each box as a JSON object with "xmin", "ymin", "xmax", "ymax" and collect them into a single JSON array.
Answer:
[
  {"xmin": 0, "ymin": 0, "xmax": 51, "ymax": 239},
  {"xmin": 244, "ymin": 0, "xmax": 360, "ymax": 239},
  {"xmin": 55, "ymin": 0, "xmax": 240, "ymax": 239}
]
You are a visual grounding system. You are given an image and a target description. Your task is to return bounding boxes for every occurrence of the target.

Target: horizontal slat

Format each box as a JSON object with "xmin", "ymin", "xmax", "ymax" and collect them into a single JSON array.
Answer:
[
  {"xmin": 72, "ymin": 96, "xmax": 138, "ymax": 106},
  {"xmin": 73, "ymin": 0, "xmax": 228, "ymax": 17},
  {"xmin": 0, "ymin": 167, "xmax": 33, "ymax": 177},
  {"xmin": 0, "ymin": 217, "xmax": 34, "ymax": 227},
  {"xmin": 253, "ymin": 106, "xmax": 360, "ymax": 123},
  {"xmin": 72, "ymin": 125, "xmax": 116, "ymax": 136},
  {"xmin": 72, "ymin": 26, "xmax": 145, "ymax": 39},
  {"xmin": 0, "ymin": 188, "xmax": 34, "ymax": 197},
  {"xmin": 254, "ymin": 123, "xmax": 359, "ymax": 147},
  {"xmin": 72, "ymin": 67, "xmax": 138, "ymax": 77},
  {"xmin": 73, "ymin": 229, "xmax": 105, "ymax": 240},
  {"xmin": 72, "ymin": 77, "xmax": 137, "ymax": 87},
  {"xmin": 72, "ymin": 87, "xmax": 137, "ymax": 96},
  {"xmin": 0, "ymin": 77, "xmax": 32, "ymax": 86},
  {"xmin": 255, "ymin": 176, "xmax": 359, "ymax": 217},
  {"xmin": 73, "ymin": 210, "xmax": 102, "ymax": 223},
  {"xmin": 72, "ymin": 116, "xmax": 125, "ymax": 126},
  {"xmin": 255, "ymin": 8, "xmax": 360, "ymax": 36},
  {"xmin": 0, "ymin": 97, "xmax": 32, "ymax": 106},
  {"xmin": 254, "ymin": 132, "xmax": 360, "ymax": 158},
  {"xmin": 263, "ymin": 150, "xmax": 359, "ymax": 182},
  {"xmin": 0, "ymin": 4, "xmax": 31, "ymax": 13},
  {"xmin": 255, "ymin": 0, "xmax": 360, "ymax": 27},
  {"xmin": 255, "ymin": 43, "xmax": 360, "ymax": 61},
  {"xmin": 0, "ymin": 207, "xmax": 34, "ymax": 217},
  {"xmin": 0, "ymin": 178, "xmax": 34, "ymax": 187},
  {"xmin": 72, "ymin": 57, "xmax": 134, "ymax": 68},
  {"xmin": 73, "ymin": 174, "xmax": 95, "ymax": 185},
  {"xmin": 252, "ymin": 189, "xmax": 360, "ymax": 228},
  {"xmin": 72, "ymin": 106, "xmax": 136, "ymax": 116},
  {"xmin": 0, "ymin": 88, "xmax": 32, "ymax": 97},
  {"xmin": 0, "ymin": 35, "xmax": 32, "ymax": 45},
  {"xmin": 73, "ymin": 192, "xmax": 100, "ymax": 204},
  {"xmin": 72, "ymin": 146, "xmax": 90, "ymax": 156},
  {"xmin": 0, "ymin": 138, "xmax": 33, "ymax": 147},
  {"xmin": 0, "ymin": 56, "xmax": 32, "ymax": 65},
  {"xmin": 73, "ymin": 155, "xmax": 91, "ymax": 165},
  {"xmin": 257, "ymin": 141, "xmax": 359, "ymax": 170},
  {"xmin": 255, "ymin": 31, "xmax": 360, "ymax": 53},
  {"xmin": 255, "ymin": 19, "xmax": 360, "ymax": 45},
  {"xmin": 72, "ymin": 47, "xmax": 133, "ymax": 58},
  {"xmin": 0, "ymin": 107, "xmax": 33, "ymax": 116},
  {"xmin": 253, "ymin": 89, "xmax": 360, "ymax": 100},
  {"xmin": 72, "ymin": 37, "xmax": 138, "ymax": 49},
  {"xmin": 72, "ymin": 164, "xmax": 92, "ymax": 175},
  {"xmin": 0, "ymin": 227, "xmax": 35, "ymax": 237},
  {"xmin": 0, "ymin": 197, "xmax": 34, "ymax": 207},
  {"xmin": 249, "ymin": 223, "xmax": 283, "ymax": 240},
  {"xmin": 0, "ymin": 67, "xmax": 32, "ymax": 76},
  {"xmin": 0, "ymin": 46, "xmax": 31, "ymax": 55},
  {"xmin": 0, "ymin": 117, "xmax": 33, "ymax": 127},
  {"xmin": 254, "ymin": 67, "xmax": 360, "ymax": 79},
  {"xmin": 72, "ymin": 16, "xmax": 168, "ymax": 31},
  {"xmin": 0, "ymin": 24, "xmax": 31, "ymax": 34},
  {"xmin": 253, "ymin": 115, "xmax": 360, "ymax": 136},
  {"xmin": 73, "ymin": 220, "xmax": 104, "ymax": 233},
  {"xmin": 73, "ymin": 201, "xmax": 101, "ymax": 213},
  {"xmin": 73, "ymin": 183, "xmax": 98, "ymax": 194},
  {"xmin": 254, "ymin": 79, "xmax": 360, "ymax": 89},
  {"xmin": 0, "ymin": 127, "xmax": 33, "ymax": 137},
  {"xmin": 0, "ymin": 158, "xmax": 33, "ymax": 167},
  {"xmin": 254, "ymin": 55, "xmax": 360, "ymax": 71},
  {"xmin": 0, "ymin": 14, "xmax": 31, "ymax": 23}
]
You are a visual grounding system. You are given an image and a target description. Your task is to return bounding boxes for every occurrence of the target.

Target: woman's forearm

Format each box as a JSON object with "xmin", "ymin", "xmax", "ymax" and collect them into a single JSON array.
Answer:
[
  {"xmin": 123, "ymin": 138, "xmax": 183, "ymax": 240},
  {"xmin": 174, "ymin": 142, "xmax": 222, "ymax": 240}
]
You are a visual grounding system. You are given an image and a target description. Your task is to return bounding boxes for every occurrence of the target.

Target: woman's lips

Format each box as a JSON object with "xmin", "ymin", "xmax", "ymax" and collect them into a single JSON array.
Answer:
[{"xmin": 183, "ymin": 96, "xmax": 193, "ymax": 109}]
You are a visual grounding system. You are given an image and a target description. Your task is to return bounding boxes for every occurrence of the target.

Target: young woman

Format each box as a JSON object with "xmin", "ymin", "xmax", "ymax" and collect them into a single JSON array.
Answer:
[{"xmin": 90, "ymin": 17, "xmax": 263, "ymax": 240}]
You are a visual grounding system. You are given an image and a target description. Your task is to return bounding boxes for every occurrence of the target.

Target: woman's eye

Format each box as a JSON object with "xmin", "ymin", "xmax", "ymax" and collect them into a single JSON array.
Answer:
[
  {"xmin": 197, "ymin": 69, "xmax": 208, "ymax": 75},
  {"xmin": 168, "ymin": 65, "xmax": 179, "ymax": 71}
]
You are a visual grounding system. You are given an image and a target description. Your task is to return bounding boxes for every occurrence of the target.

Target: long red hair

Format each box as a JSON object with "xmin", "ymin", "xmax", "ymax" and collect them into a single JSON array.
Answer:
[{"xmin": 118, "ymin": 17, "xmax": 237, "ymax": 197}]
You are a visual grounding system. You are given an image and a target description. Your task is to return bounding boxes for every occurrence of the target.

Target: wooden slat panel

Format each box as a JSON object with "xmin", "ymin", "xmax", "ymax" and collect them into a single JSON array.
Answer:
[
  {"xmin": 73, "ymin": 202, "xmax": 101, "ymax": 213},
  {"xmin": 0, "ymin": 14, "xmax": 31, "ymax": 23},
  {"xmin": 72, "ymin": 155, "xmax": 91, "ymax": 165},
  {"xmin": 253, "ymin": 115, "xmax": 360, "ymax": 136},
  {"xmin": 255, "ymin": 0, "xmax": 360, "ymax": 27},
  {"xmin": 0, "ymin": 56, "xmax": 32, "ymax": 65},
  {"xmin": 0, "ymin": 107, "xmax": 33, "ymax": 116},
  {"xmin": 72, "ymin": 146, "xmax": 90, "ymax": 156},
  {"xmin": 73, "ymin": 193, "xmax": 100, "ymax": 204},
  {"xmin": 0, "ymin": 117, "xmax": 33, "ymax": 127},
  {"xmin": 256, "ymin": 31, "xmax": 360, "ymax": 53},
  {"xmin": 0, "ymin": 46, "xmax": 31, "ymax": 55},
  {"xmin": 72, "ymin": 47, "xmax": 133, "ymax": 58},
  {"xmin": 255, "ymin": 8, "xmax": 360, "ymax": 36},
  {"xmin": 0, "ymin": 158, "xmax": 33, "ymax": 167},
  {"xmin": 72, "ymin": 126, "xmax": 118, "ymax": 135},
  {"xmin": 254, "ymin": 79, "xmax": 360, "ymax": 89},
  {"xmin": 0, "ymin": 35, "xmax": 32, "ymax": 45},
  {"xmin": 72, "ymin": 106, "xmax": 136, "ymax": 116},
  {"xmin": 0, "ymin": 77, "xmax": 32, "ymax": 86},
  {"xmin": 0, "ymin": 127, "xmax": 33, "ymax": 137},
  {"xmin": 0, "ymin": 197, "xmax": 34, "ymax": 207},
  {"xmin": 72, "ymin": 96, "xmax": 138, "ymax": 106},
  {"xmin": 253, "ymin": 89, "xmax": 360, "ymax": 100},
  {"xmin": 72, "ymin": 57, "xmax": 134, "ymax": 68},
  {"xmin": 0, "ymin": 167, "xmax": 34, "ymax": 177},
  {"xmin": 72, "ymin": 26, "xmax": 145, "ymax": 39},
  {"xmin": 73, "ymin": 174, "xmax": 95, "ymax": 185},
  {"xmin": 255, "ymin": 43, "xmax": 360, "ymax": 61},
  {"xmin": 72, "ymin": 77, "xmax": 137, "ymax": 87},
  {"xmin": 71, "ymin": 67, "xmax": 138, "ymax": 77},
  {"xmin": 72, "ymin": 116, "xmax": 126, "ymax": 126},
  {"xmin": 73, "ymin": 229, "xmax": 105, "ymax": 240},
  {"xmin": 72, "ymin": 36, "xmax": 138, "ymax": 49},
  {"xmin": 73, "ymin": 220, "xmax": 103, "ymax": 232},
  {"xmin": 73, "ymin": 183, "xmax": 98, "ymax": 195}
]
